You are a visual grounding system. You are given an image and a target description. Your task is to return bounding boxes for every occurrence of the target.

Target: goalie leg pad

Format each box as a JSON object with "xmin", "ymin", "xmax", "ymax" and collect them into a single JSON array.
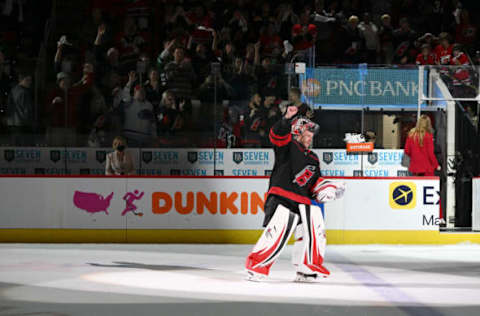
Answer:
[
  {"xmin": 294, "ymin": 204, "xmax": 329, "ymax": 276},
  {"xmin": 246, "ymin": 204, "xmax": 298, "ymax": 277},
  {"xmin": 291, "ymin": 224, "xmax": 304, "ymax": 266}
]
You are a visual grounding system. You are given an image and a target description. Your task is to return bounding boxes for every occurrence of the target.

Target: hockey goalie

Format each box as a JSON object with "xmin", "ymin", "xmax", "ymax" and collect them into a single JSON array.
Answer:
[{"xmin": 245, "ymin": 105, "xmax": 345, "ymax": 282}]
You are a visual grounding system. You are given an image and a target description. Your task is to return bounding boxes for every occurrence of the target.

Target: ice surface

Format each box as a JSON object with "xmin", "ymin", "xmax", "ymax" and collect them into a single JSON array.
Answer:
[{"xmin": 0, "ymin": 244, "xmax": 479, "ymax": 316}]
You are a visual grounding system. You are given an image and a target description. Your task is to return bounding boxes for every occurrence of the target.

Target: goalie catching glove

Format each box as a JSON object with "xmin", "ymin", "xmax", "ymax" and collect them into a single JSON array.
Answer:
[{"xmin": 311, "ymin": 178, "xmax": 346, "ymax": 203}]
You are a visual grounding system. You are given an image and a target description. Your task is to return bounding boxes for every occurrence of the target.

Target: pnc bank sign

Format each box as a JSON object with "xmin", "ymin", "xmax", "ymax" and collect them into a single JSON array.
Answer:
[{"xmin": 300, "ymin": 67, "xmax": 426, "ymax": 108}]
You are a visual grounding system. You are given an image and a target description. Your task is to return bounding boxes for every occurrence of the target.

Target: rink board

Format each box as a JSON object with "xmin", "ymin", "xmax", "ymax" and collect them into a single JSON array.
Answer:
[
  {"xmin": 0, "ymin": 176, "xmax": 479, "ymax": 244},
  {"xmin": 0, "ymin": 147, "xmax": 409, "ymax": 177}
]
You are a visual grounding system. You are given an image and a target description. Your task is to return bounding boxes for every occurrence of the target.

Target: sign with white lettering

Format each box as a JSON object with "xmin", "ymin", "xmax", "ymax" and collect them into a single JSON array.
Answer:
[{"xmin": 300, "ymin": 67, "xmax": 427, "ymax": 109}]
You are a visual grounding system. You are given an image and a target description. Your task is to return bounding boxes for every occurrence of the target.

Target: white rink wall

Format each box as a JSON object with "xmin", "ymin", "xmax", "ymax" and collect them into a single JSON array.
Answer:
[{"xmin": 0, "ymin": 176, "xmax": 464, "ymax": 244}]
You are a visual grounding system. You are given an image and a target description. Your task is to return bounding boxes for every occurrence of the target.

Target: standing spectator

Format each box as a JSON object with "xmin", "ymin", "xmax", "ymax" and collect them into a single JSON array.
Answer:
[
  {"xmin": 216, "ymin": 41, "xmax": 236, "ymax": 74},
  {"xmin": 254, "ymin": 56, "xmax": 281, "ymax": 97},
  {"xmin": 81, "ymin": 8, "xmax": 106, "ymax": 49},
  {"xmin": 243, "ymin": 43, "xmax": 258, "ymax": 76},
  {"xmin": 216, "ymin": 106, "xmax": 243, "ymax": 148},
  {"xmin": 7, "ymin": 71, "xmax": 33, "ymax": 145},
  {"xmin": 93, "ymin": 24, "xmax": 122, "ymax": 87},
  {"xmin": 144, "ymin": 68, "xmax": 163, "ymax": 111},
  {"xmin": 416, "ymin": 44, "xmax": 436, "ymax": 65},
  {"xmin": 121, "ymin": 71, "xmax": 157, "ymax": 147},
  {"xmin": 358, "ymin": 13, "xmax": 379, "ymax": 64},
  {"xmin": 454, "ymin": 9, "xmax": 477, "ymax": 54},
  {"xmin": 263, "ymin": 90, "xmax": 281, "ymax": 136},
  {"xmin": 157, "ymin": 90, "xmax": 184, "ymax": 135},
  {"xmin": 404, "ymin": 114, "xmax": 439, "ymax": 176},
  {"xmin": 277, "ymin": 3, "xmax": 299, "ymax": 40},
  {"xmin": 115, "ymin": 17, "xmax": 147, "ymax": 70},
  {"xmin": 105, "ymin": 136, "xmax": 135, "ymax": 175},
  {"xmin": 191, "ymin": 42, "xmax": 215, "ymax": 84},
  {"xmin": 288, "ymin": 87, "xmax": 313, "ymax": 119},
  {"xmin": 243, "ymin": 92, "xmax": 263, "ymax": 146},
  {"xmin": 225, "ymin": 56, "xmax": 256, "ymax": 102},
  {"xmin": 340, "ymin": 15, "xmax": 363, "ymax": 63},
  {"xmin": 393, "ymin": 17, "xmax": 417, "ymax": 64},
  {"xmin": 311, "ymin": 0, "xmax": 337, "ymax": 62},
  {"xmin": 164, "ymin": 47, "xmax": 196, "ymax": 103},
  {"xmin": 46, "ymin": 71, "xmax": 93, "ymax": 146},
  {"xmin": 378, "ymin": 14, "xmax": 394, "ymax": 64}
]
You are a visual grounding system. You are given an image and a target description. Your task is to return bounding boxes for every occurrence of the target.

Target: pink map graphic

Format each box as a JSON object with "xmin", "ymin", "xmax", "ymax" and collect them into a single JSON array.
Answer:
[{"xmin": 73, "ymin": 191, "xmax": 113, "ymax": 214}]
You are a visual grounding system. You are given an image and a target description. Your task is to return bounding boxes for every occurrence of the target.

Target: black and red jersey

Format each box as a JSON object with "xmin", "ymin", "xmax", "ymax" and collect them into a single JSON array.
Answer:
[{"xmin": 267, "ymin": 118, "xmax": 321, "ymax": 205}]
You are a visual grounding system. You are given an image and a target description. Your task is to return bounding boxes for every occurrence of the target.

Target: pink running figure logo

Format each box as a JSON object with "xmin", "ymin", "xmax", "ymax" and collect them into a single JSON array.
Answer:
[{"xmin": 122, "ymin": 190, "xmax": 144, "ymax": 216}]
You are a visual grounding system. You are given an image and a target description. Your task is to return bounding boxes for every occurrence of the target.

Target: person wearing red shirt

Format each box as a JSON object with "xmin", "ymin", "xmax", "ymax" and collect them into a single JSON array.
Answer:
[
  {"xmin": 416, "ymin": 44, "xmax": 436, "ymax": 65},
  {"xmin": 450, "ymin": 44, "xmax": 471, "ymax": 86},
  {"xmin": 404, "ymin": 115, "xmax": 440, "ymax": 176},
  {"xmin": 434, "ymin": 33, "xmax": 453, "ymax": 65}
]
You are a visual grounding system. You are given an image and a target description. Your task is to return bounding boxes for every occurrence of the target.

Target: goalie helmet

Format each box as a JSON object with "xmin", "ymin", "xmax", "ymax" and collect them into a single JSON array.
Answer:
[{"xmin": 291, "ymin": 116, "xmax": 319, "ymax": 136}]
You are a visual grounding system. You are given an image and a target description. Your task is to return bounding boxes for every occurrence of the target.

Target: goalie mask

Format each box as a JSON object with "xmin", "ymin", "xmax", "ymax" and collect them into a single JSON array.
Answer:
[{"xmin": 291, "ymin": 117, "xmax": 319, "ymax": 136}]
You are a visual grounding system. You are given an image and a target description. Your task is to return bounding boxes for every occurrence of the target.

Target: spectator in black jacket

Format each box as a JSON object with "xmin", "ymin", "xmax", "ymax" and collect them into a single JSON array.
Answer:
[
  {"xmin": 7, "ymin": 71, "xmax": 33, "ymax": 145},
  {"xmin": 393, "ymin": 17, "xmax": 418, "ymax": 64}
]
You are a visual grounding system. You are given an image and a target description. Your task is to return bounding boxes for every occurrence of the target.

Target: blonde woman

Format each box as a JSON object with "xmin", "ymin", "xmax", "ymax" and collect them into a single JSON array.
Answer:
[
  {"xmin": 404, "ymin": 115, "xmax": 440, "ymax": 176},
  {"xmin": 105, "ymin": 136, "xmax": 135, "ymax": 175}
]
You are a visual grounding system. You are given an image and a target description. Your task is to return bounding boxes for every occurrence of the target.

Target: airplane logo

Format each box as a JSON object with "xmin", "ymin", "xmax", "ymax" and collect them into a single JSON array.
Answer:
[{"xmin": 389, "ymin": 182, "xmax": 416, "ymax": 209}]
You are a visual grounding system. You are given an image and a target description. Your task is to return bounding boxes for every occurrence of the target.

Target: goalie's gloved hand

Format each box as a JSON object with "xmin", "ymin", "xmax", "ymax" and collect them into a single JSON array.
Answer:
[
  {"xmin": 315, "ymin": 186, "xmax": 336, "ymax": 203},
  {"xmin": 312, "ymin": 179, "xmax": 346, "ymax": 203}
]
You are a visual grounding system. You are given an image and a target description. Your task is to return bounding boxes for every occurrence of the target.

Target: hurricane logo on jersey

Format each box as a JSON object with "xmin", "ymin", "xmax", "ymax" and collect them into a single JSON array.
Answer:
[
  {"xmin": 293, "ymin": 165, "xmax": 316, "ymax": 187},
  {"xmin": 389, "ymin": 182, "xmax": 416, "ymax": 209}
]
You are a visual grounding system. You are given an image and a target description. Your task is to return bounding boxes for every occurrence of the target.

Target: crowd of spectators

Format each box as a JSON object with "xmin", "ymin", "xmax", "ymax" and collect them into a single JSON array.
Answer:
[{"xmin": 1, "ymin": 0, "xmax": 480, "ymax": 148}]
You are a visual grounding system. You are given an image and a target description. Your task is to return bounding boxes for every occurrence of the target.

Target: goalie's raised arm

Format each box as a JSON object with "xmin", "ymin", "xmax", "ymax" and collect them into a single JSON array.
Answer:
[{"xmin": 269, "ymin": 106, "xmax": 304, "ymax": 147}]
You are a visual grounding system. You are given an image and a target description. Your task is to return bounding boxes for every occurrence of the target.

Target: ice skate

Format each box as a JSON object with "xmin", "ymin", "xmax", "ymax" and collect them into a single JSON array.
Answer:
[
  {"xmin": 294, "ymin": 271, "xmax": 318, "ymax": 282},
  {"xmin": 245, "ymin": 269, "xmax": 267, "ymax": 282}
]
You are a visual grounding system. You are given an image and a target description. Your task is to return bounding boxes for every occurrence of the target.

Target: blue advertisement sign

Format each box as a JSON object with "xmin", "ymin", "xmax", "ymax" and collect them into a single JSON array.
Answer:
[{"xmin": 300, "ymin": 67, "xmax": 427, "ymax": 109}]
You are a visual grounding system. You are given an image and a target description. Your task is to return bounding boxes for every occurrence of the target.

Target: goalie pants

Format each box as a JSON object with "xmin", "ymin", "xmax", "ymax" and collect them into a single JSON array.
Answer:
[{"xmin": 262, "ymin": 194, "xmax": 300, "ymax": 227}]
